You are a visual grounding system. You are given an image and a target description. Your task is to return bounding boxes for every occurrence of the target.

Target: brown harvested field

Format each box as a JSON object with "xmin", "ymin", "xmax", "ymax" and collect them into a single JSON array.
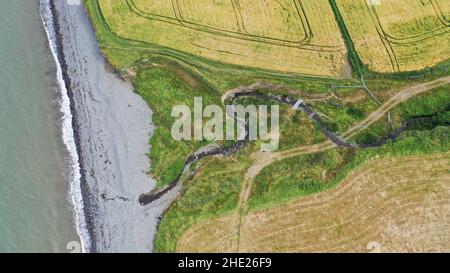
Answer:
[
  {"xmin": 97, "ymin": 0, "xmax": 349, "ymax": 77},
  {"xmin": 336, "ymin": 0, "xmax": 450, "ymax": 72},
  {"xmin": 177, "ymin": 153, "xmax": 450, "ymax": 252}
]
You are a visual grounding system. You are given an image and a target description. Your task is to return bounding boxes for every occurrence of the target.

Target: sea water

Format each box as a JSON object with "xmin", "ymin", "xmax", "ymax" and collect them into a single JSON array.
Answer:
[{"xmin": 0, "ymin": 0, "xmax": 79, "ymax": 252}]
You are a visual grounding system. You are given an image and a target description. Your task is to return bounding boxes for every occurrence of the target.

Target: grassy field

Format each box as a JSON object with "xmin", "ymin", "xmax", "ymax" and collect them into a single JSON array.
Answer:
[
  {"xmin": 133, "ymin": 62, "xmax": 222, "ymax": 186},
  {"xmin": 154, "ymin": 148, "xmax": 254, "ymax": 252},
  {"xmin": 336, "ymin": 0, "xmax": 450, "ymax": 73},
  {"xmin": 96, "ymin": 0, "xmax": 350, "ymax": 77}
]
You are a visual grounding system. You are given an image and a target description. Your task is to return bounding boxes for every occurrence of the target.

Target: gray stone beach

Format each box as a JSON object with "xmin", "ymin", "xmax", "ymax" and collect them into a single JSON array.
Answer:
[{"xmin": 52, "ymin": 0, "xmax": 177, "ymax": 252}]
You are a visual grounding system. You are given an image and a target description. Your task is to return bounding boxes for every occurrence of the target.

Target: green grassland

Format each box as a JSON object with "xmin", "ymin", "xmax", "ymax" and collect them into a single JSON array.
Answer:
[
  {"xmin": 134, "ymin": 64, "xmax": 219, "ymax": 186},
  {"xmin": 154, "ymin": 148, "xmax": 254, "ymax": 252}
]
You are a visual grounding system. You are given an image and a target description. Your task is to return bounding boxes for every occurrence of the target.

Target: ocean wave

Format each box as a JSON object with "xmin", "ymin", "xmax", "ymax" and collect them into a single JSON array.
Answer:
[{"xmin": 39, "ymin": 0, "xmax": 90, "ymax": 253}]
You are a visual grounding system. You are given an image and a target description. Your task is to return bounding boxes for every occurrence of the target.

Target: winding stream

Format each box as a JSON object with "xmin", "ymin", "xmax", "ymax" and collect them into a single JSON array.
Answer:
[{"xmin": 138, "ymin": 85, "xmax": 415, "ymax": 206}]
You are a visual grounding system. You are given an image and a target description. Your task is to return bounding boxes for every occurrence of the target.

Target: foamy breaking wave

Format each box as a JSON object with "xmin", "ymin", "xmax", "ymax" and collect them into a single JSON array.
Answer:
[{"xmin": 39, "ymin": 0, "xmax": 90, "ymax": 253}]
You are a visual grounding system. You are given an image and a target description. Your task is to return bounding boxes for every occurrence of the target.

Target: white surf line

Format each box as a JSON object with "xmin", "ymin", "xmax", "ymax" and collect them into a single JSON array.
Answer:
[{"xmin": 39, "ymin": 0, "xmax": 90, "ymax": 253}]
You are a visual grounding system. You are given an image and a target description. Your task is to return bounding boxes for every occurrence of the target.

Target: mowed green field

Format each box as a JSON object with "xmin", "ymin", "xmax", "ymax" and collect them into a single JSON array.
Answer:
[
  {"xmin": 336, "ymin": 0, "xmax": 450, "ymax": 73},
  {"xmin": 97, "ymin": 0, "xmax": 350, "ymax": 77}
]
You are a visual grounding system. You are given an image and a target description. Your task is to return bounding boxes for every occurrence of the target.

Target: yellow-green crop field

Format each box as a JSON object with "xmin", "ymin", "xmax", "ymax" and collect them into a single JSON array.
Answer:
[
  {"xmin": 336, "ymin": 0, "xmax": 450, "ymax": 73},
  {"xmin": 97, "ymin": 0, "xmax": 350, "ymax": 77}
]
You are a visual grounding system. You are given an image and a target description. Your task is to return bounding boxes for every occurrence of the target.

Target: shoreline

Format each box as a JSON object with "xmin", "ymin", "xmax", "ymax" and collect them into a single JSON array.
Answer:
[
  {"xmin": 42, "ymin": 0, "xmax": 179, "ymax": 252},
  {"xmin": 39, "ymin": 0, "xmax": 92, "ymax": 252}
]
